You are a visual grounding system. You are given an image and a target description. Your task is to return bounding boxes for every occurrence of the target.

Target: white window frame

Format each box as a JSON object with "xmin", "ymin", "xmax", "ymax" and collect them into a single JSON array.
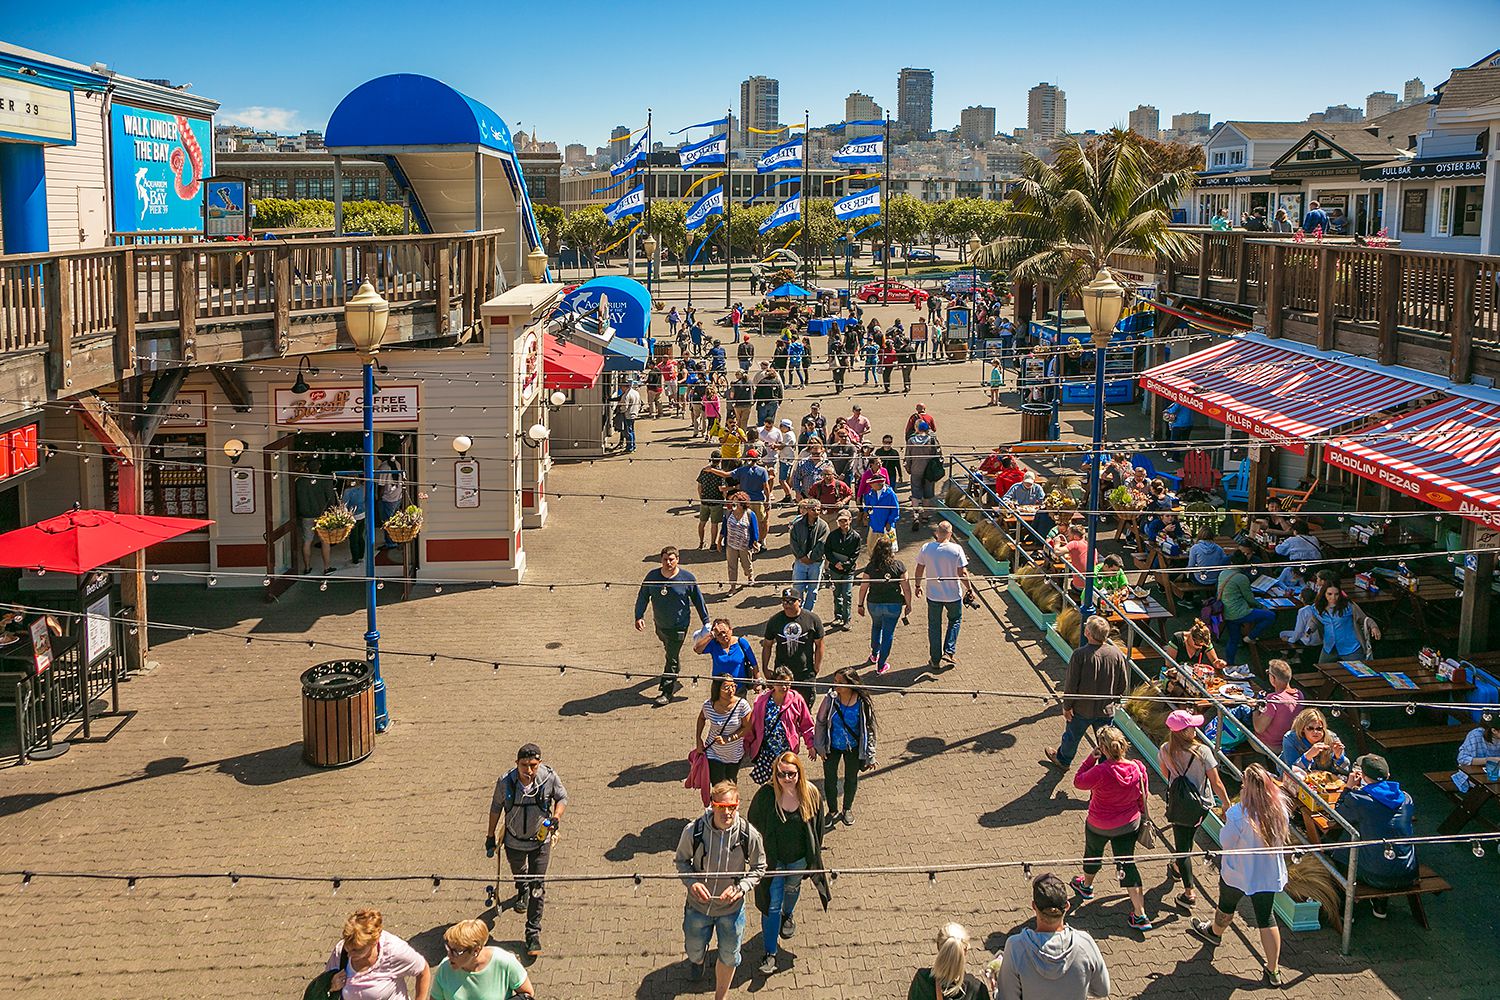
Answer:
[
  {"xmin": 1437, "ymin": 185, "xmax": 1452, "ymax": 236},
  {"xmin": 1229, "ymin": 149, "xmax": 1245, "ymax": 165}
]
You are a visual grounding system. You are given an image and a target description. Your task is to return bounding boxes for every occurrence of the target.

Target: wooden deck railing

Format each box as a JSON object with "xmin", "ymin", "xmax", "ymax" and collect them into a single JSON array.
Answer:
[
  {"xmin": 1159, "ymin": 230, "xmax": 1500, "ymax": 383},
  {"xmin": 0, "ymin": 231, "xmax": 507, "ymax": 406}
]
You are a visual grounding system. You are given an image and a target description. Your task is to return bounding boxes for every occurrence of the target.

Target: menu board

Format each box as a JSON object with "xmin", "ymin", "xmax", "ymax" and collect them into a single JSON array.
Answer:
[{"xmin": 30, "ymin": 617, "xmax": 52, "ymax": 675}]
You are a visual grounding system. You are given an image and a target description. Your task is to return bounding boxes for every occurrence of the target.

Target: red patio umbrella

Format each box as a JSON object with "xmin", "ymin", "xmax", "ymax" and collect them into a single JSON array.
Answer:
[{"xmin": 0, "ymin": 508, "xmax": 214, "ymax": 575}]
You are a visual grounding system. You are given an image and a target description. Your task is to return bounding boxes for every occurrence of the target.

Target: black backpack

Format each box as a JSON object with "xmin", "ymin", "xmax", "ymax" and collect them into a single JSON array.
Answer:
[{"xmin": 1164, "ymin": 757, "xmax": 1215, "ymax": 826}]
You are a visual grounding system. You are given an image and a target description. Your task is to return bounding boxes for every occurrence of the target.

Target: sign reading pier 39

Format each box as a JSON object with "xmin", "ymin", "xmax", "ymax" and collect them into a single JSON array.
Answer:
[{"xmin": 110, "ymin": 104, "xmax": 213, "ymax": 232}]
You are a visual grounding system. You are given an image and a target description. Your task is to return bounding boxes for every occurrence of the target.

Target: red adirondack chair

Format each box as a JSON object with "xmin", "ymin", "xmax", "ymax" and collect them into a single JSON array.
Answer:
[{"xmin": 1181, "ymin": 449, "xmax": 1222, "ymax": 492}]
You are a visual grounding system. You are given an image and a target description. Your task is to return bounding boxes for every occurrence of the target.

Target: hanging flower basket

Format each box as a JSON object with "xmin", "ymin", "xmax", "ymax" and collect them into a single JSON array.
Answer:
[
  {"xmin": 383, "ymin": 505, "xmax": 424, "ymax": 544},
  {"xmin": 313, "ymin": 505, "xmax": 356, "ymax": 546}
]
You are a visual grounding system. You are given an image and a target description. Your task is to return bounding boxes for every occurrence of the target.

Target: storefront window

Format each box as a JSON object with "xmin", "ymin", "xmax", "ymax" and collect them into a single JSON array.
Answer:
[
  {"xmin": 1455, "ymin": 185, "xmax": 1483, "ymax": 237},
  {"xmin": 104, "ymin": 433, "xmax": 209, "ymax": 518},
  {"xmin": 1401, "ymin": 189, "xmax": 1428, "ymax": 233}
]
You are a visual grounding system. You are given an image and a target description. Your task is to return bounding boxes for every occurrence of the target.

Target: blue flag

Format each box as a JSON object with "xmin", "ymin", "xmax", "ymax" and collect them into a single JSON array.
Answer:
[
  {"xmin": 679, "ymin": 133, "xmax": 728, "ymax": 169},
  {"xmin": 610, "ymin": 134, "xmax": 647, "ymax": 176},
  {"xmin": 834, "ymin": 186, "xmax": 881, "ymax": 220},
  {"xmin": 686, "ymin": 187, "xmax": 725, "ymax": 231},
  {"xmin": 604, "ymin": 185, "xmax": 646, "ymax": 224},
  {"xmin": 591, "ymin": 170, "xmax": 638, "ymax": 194},
  {"xmin": 758, "ymin": 193, "xmax": 801, "ymax": 234},
  {"xmin": 757, "ymin": 138, "xmax": 803, "ymax": 173},
  {"xmin": 671, "ymin": 116, "xmax": 729, "ymax": 135},
  {"xmin": 833, "ymin": 135, "xmax": 883, "ymax": 164}
]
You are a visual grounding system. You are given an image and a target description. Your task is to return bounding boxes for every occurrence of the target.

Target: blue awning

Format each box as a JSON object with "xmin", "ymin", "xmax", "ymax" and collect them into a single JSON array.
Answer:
[{"xmin": 603, "ymin": 335, "xmax": 649, "ymax": 372}]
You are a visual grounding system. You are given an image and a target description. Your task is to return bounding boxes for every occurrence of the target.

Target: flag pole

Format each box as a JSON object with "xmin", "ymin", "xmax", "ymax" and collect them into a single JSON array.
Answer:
[
  {"xmin": 801, "ymin": 110, "xmax": 810, "ymax": 287},
  {"xmin": 724, "ymin": 105, "xmax": 733, "ymax": 308},
  {"xmin": 645, "ymin": 108, "xmax": 653, "ymax": 296},
  {"xmin": 881, "ymin": 113, "xmax": 891, "ymax": 303}
]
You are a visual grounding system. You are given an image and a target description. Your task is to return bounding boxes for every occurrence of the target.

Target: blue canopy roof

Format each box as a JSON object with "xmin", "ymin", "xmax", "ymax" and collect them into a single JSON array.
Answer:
[
  {"xmin": 768, "ymin": 282, "xmax": 814, "ymax": 298},
  {"xmin": 603, "ymin": 335, "xmax": 649, "ymax": 372},
  {"xmin": 554, "ymin": 277, "xmax": 653, "ymax": 340},
  {"xmin": 325, "ymin": 74, "xmax": 516, "ymax": 154}
]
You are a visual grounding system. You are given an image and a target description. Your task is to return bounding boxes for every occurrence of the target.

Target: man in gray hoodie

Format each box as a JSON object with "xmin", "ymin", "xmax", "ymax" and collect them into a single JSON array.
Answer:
[
  {"xmin": 675, "ymin": 781, "xmax": 768, "ymax": 999},
  {"xmin": 999, "ymin": 873, "xmax": 1110, "ymax": 1000}
]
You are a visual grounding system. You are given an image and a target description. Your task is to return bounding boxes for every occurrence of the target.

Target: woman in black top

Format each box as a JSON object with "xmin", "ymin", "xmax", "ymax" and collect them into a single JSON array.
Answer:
[
  {"xmin": 747, "ymin": 751, "xmax": 828, "ymax": 976},
  {"xmin": 908, "ymin": 923, "xmax": 991, "ymax": 1000},
  {"xmin": 856, "ymin": 536, "xmax": 912, "ymax": 674}
]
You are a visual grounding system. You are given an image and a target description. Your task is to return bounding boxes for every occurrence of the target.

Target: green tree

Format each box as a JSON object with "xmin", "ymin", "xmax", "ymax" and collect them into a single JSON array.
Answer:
[
  {"xmin": 644, "ymin": 200, "xmax": 689, "ymax": 277},
  {"xmin": 977, "ymin": 127, "xmax": 1195, "ymax": 297},
  {"xmin": 729, "ymin": 204, "xmax": 773, "ymax": 264},
  {"xmin": 862, "ymin": 194, "xmax": 930, "ymax": 274},
  {"xmin": 1084, "ymin": 133, "xmax": 1206, "ymax": 177},
  {"xmin": 532, "ymin": 203, "xmax": 565, "ymax": 254},
  {"xmin": 562, "ymin": 206, "xmax": 612, "ymax": 277}
]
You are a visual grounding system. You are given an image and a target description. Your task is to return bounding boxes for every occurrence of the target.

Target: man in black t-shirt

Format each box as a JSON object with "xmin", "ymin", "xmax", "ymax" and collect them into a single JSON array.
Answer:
[{"xmin": 761, "ymin": 588, "xmax": 825, "ymax": 706}]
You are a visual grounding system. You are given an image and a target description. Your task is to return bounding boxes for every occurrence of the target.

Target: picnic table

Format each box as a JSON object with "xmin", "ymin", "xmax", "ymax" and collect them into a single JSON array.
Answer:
[
  {"xmin": 1103, "ymin": 593, "xmax": 1173, "ymax": 656},
  {"xmin": 1436, "ymin": 764, "xmax": 1500, "ymax": 834},
  {"xmin": 1313, "ymin": 655, "xmax": 1482, "ymax": 751}
]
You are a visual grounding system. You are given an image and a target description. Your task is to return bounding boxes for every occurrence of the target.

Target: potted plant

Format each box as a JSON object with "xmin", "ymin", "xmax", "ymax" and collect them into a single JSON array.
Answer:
[
  {"xmin": 314, "ymin": 504, "xmax": 356, "ymax": 546},
  {"xmin": 383, "ymin": 504, "xmax": 425, "ymax": 544},
  {"xmin": 1106, "ymin": 484, "xmax": 1143, "ymax": 512}
]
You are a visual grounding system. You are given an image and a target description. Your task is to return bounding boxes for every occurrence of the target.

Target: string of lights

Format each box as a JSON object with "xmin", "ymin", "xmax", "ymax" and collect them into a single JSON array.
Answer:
[
  {"xmin": 6, "ymin": 831, "xmax": 1497, "ymax": 892},
  {"xmin": 2, "ymin": 598, "xmax": 1493, "ymax": 715}
]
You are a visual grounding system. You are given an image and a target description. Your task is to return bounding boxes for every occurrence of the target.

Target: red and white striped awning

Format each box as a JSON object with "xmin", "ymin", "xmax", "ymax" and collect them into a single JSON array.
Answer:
[
  {"xmin": 1326, "ymin": 396, "xmax": 1500, "ymax": 526},
  {"xmin": 1139, "ymin": 339, "xmax": 1437, "ymax": 454}
]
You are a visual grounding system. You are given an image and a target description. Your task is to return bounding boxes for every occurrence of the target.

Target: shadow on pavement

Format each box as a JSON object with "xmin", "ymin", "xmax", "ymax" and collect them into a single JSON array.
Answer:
[
  {"xmin": 0, "ymin": 743, "xmax": 317, "ymax": 819},
  {"xmin": 606, "ymin": 816, "xmax": 690, "ymax": 862},
  {"xmin": 558, "ymin": 680, "xmax": 656, "ymax": 718},
  {"xmin": 611, "ymin": 759, "xmax": 689, "ymax": 788}
]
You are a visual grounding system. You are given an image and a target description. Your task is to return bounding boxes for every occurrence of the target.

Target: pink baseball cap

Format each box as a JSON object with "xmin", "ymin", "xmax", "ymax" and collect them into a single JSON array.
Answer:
[{"xmin": 1166, "ymin": 709, "xmax": 1205, "ymax": 732}]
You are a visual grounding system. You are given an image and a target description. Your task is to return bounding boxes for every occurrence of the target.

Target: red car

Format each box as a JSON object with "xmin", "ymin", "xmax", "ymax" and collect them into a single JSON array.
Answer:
[{"xmin": 857, "ymin": 281, "xmax": 929, "ymax": 305}]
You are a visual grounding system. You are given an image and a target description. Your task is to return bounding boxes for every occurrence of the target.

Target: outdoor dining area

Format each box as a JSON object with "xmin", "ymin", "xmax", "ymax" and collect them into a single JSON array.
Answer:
[{"xmin": 930, "ymin": 354, "xmax": 1500, "ymax": 950}]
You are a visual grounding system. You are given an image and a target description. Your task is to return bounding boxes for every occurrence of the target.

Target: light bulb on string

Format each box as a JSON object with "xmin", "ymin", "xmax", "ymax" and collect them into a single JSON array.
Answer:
[
  {"xmin": 332, "ymin": 878, "xmax": 341, "ymax": 895},
  {"xmin": 1383, "ymin": 843, "xmax": 1397, "ymax": 860},
  {"xmin": 1473, "ymin": 841, "xmax": 1486, "ymax": 858}
]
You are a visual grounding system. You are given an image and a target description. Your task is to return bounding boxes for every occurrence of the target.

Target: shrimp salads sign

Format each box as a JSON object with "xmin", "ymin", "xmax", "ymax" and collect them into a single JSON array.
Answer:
[
  {"xmin": 275, "ymin": 385, "xmax": 420, "ymax": 426},
  {"xmin": 109, "ymin": 104, "xmax": 213, "ymax": 232}
]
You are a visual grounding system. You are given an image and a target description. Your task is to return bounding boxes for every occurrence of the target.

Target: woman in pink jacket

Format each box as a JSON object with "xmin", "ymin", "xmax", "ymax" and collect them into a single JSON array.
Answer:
[
  {"xmin": 742, "ymin": 666, "xmax": 817, "ymax": 784},
  {"xmin": 1070, "ymin": 725, "xmax": 1154, "ymax": 931}
]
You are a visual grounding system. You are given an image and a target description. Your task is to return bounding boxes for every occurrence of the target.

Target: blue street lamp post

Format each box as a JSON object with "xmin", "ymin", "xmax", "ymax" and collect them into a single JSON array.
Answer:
[
  {"xmin": 1077, "ymin": 269, "xmax": 1127, "ymax": 619},
  {"xmin": 344, "ymin": 281, "xmax": 391, "ymax": 731},
  {"xmin": 844, "ymin": 229, "xmax": 854, "ymax": 301}
]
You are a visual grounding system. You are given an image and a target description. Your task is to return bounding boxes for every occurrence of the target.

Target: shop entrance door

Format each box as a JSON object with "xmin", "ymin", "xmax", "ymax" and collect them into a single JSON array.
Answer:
[{"xmin": 263, "ymin": 433, "xmax": 299, "ymax": 599}]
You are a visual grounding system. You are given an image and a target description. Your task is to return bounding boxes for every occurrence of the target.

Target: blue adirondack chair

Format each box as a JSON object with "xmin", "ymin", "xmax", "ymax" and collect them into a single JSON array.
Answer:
[{"xmin": 1222, "ymin": 458, "xmax": 1252, "ymax": 503}]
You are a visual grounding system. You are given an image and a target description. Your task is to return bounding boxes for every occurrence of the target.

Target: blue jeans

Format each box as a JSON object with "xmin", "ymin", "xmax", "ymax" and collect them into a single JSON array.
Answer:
[
  {"xmin": 926, "ymin": 599, "xmax": 962, "ymax": 664},
  {"xmin": 1224, "ymin": 607, "xmax": 1276, "ymax": 663},
  {"xmin": 761, "ymin": 858, "xmax": 806, "ymax": 957},
  {"xmin": 792, "ymin": 559, "xmax": 823, "ymax": 610},
  {"xmin": 683, "ymin": 903, "xmax": 746, "ymax": 968},
  {"xmin": 868, "ymin": 602, "xmax": 902, "ymax": 664},
  {"xmin": 863, "ymin": 359, "xmax": 877, "ymax": 383},
  {"xmin": 1057, "ymin": 713, "xmax": 1112, "ymax": 766},
  {"xmin": 622, "ymin": 417, "xmax": 637, "ymax": 453}
]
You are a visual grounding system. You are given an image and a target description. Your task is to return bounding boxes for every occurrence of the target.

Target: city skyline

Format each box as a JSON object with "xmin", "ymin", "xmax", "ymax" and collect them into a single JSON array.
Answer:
[{"xmin": 5, "ymin": 0, "xmax": 1494, "ymax": 148}]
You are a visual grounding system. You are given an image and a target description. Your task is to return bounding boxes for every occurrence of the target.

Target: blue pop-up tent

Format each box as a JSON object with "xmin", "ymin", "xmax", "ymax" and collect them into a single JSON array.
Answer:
[{"xmin": 767, "ymin": 282, "xmax": 814, "ymax": 299}]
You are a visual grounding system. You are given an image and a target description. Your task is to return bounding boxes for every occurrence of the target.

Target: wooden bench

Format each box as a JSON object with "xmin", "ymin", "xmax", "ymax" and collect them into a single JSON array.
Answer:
[
  {"xmin": 1427, "ymin": 770, "xmax": 1499, "ymax": 833},
  {"xmin": 1366, "ymin": 726, "xmax": 1468, "ymax": 751},
  {"xmin": 1325, "ymin": 865, "xmax": 1451, "ymax": 931}
]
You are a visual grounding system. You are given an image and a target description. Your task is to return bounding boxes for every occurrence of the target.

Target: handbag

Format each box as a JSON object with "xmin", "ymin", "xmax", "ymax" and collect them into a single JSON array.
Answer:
[
  {"xmin": 922, "ymin": 455, "xmax": 944, "ymax": 483},
  {"xmin": 302, "ymin": 948, "xmax": 349, "ymax": 1000},
  {"xmin": 1137, "ymin": 766, "xmax": 1158, "ymax": 848}
]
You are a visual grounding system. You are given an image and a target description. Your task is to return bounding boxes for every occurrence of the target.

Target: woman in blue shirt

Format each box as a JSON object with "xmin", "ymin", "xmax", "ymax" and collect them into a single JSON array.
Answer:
[
  {"xmin": 1312, "ymin": 584, "xmax": 1380, "ymax": 662},
  {"xmin": 692, "ymin": 617, "xmax": 759, "ymax": 686},
  {"xmin": 813, "ymin": 666, "xmax": 877, "ymax": 826},
  {"xmin": 1279, "ymin": 707, "xmax": 1350, "ymax": 774}
]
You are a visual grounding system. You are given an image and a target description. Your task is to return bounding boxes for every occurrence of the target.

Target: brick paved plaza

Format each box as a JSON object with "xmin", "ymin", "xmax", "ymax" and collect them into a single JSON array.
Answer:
[{"xmin": 3, "ymin": 293, "xmax": 1495, "ymax": 999}]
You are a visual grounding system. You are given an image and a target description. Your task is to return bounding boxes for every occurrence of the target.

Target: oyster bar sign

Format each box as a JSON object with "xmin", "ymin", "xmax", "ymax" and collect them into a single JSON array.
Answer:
[{"xmin": 275, "ymin": 385, "xmax": 420, "ymax": 426}]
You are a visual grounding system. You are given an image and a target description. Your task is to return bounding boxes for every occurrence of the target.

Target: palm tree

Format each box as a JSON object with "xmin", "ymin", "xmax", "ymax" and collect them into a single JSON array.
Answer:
[{"xmin": 976, "ymin": 128, "xmax": 1196, "ymax": 299}]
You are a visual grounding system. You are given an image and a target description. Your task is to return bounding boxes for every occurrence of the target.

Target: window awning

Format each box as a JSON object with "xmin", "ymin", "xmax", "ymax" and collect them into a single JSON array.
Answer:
[
  {"xmin": 543, "ymin": 334, "xmax": 604, "ymax": 391},
  {"xmin": 602, "ymin": 334, "xmax": 649, "ymax": 372},
  {"xmin": 1139, "ymin": 339, "xmax": 1437, "ymax": 454},
  {"xmin": 1326, "ymin": 396, "xmax": 1500, "ymax": 526}
]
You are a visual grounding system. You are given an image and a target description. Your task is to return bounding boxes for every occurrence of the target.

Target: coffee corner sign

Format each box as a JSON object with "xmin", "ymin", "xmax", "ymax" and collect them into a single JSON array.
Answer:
[{"xmin": 275, "ymin": 385, "xmax": 420, "ymax": 426}]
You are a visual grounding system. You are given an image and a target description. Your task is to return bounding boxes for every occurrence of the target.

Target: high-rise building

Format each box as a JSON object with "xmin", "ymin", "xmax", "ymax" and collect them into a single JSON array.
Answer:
[
  {"xmin": 1404, "ymin": 78, "xmax": 1426, "ymax": 103},
  {"xmin": 1365, "ymin": 91, "xmax": 1398, "ymax": 119},
  {"xmin": 897, "ymin": 68, "xmax": 934, "ymax": 138},
  {"xmin": 1128, "ymin": 104, "xmax": 1160, "ymax": 140},
  {"xmin": 564, "ymin": 143, "xmax": 588, "ymax": 166},
  {"xmin": 959, "ymin": 106, "xmax": 997, "ymax": 146},
  {"xmin": 1318, "ymin": 104, "xmax": 1364, "ymax": 124},
  {"xmin": 1171, "ymin": 111, "xmax": 1212, "ymax": 134},
  {"xmin": 739, "ymin": 75, "xmax": 779, "ymax": 148},
  {"xmin": 1027, "ymin": 82, "xmax": 1066, "ymax": 140},
  {"xmin": 845, "ymin": 91, "xmax": 882, "ymax": 123},
  {"xmin": 609, "ymin": 125, "xmax": 631, "ymax": 159}
]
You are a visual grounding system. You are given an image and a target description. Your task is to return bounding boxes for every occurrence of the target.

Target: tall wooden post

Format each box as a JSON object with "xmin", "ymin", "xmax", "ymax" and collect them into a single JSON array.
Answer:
[{"xmin": 1458, "ymin": 519, "xmax": 1495, "ymax": 656}]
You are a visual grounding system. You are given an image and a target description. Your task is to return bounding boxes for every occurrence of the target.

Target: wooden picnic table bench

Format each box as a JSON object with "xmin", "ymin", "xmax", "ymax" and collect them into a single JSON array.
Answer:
[{"xmin": 1324, "ymin": 864, "xmax": 1451, "ymax": 932}]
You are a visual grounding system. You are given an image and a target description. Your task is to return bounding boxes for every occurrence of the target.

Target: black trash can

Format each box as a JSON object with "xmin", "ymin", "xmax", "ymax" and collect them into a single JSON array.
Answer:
[
  {"xmin": 301, "ymin": 660, "xmax": 375, "ymax": 767},
  {"xmin": 1020, "ymin": 402, "xmax": 1054, "ymax": 442}
]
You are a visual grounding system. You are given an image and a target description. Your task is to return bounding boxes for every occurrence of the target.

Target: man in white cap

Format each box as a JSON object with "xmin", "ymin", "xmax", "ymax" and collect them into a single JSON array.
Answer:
[{"xmin": 1002, "ymin": 471, "xmax": 1046, "ymax": 509}]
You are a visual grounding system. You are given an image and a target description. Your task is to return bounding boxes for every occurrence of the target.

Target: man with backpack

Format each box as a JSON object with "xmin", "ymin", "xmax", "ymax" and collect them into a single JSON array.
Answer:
[
  {"xmin": 674, "ymin": 781, "xmax": 767, "ymax": 999},
  {"xmin": 485, "ymin": 743, "xmax": 568, "ymax": 957}
]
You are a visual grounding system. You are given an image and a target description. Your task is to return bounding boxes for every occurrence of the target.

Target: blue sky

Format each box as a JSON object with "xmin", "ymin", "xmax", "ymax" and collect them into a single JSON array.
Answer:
[{"xmin": 9, "ymin": 1, "xmax": 1498, "ymax": 147}]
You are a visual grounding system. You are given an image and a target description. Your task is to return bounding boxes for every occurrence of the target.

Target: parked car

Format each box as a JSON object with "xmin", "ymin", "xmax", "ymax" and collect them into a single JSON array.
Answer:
[
  {"xmin": 857, "ymin": 281, "xmax": 930, "ymax": 305},
  {"xmin": 903, "ymin": 247, "xmax": 939, "ymax": 261}
]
